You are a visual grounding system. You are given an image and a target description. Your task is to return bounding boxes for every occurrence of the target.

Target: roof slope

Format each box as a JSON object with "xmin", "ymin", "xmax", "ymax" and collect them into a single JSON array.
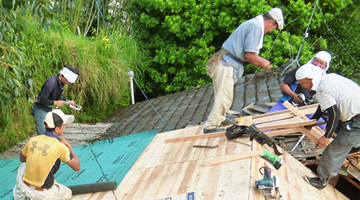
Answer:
[{"xmin": 103, "ymin": 68, "xmax": 284, "ymax": 137}]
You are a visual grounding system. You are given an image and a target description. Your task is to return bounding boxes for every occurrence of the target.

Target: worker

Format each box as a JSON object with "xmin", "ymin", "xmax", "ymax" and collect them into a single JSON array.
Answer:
[
  {"xmin": 278, "ymin": 51, "xmax": 331, "ymax": 106},
  {"xmin": 204, "ymin": 8, "xmax": 284, "ymax": 133},
  {"xmin": 294, "ymin": 67, "xmax": 360, "ymax": 189},
  {"xmin": 32, "ymin": 66, "xmax": 79, "ymax": 135},
  {"xmin": 13, "ymin": 109, "xmax": 80, "ymax": 200},
  {"xmin": 267, "ymin": 51, "xmax": 331, "ymax": 129}
]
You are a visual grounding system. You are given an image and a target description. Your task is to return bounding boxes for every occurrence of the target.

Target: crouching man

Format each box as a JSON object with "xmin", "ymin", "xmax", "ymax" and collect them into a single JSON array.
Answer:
[{"xmin": 13, "ymin": 109, "xmax": 80, "ymax": 200}]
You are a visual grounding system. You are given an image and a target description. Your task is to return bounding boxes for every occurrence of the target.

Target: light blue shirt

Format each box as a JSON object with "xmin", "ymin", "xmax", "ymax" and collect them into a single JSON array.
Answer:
[{"xmin": 221, "ymin": 16, "xmax": 263, "ymax": 82}]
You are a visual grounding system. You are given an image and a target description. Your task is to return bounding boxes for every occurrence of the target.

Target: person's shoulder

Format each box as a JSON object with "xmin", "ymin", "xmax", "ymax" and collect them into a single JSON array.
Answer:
[
  {"xmin": 242, "ymin": 18, "xmax": 261, "ymax": 29},
  {"xmin": 44, "ymin": 74, "xmax": 58, "ymax": 84}
]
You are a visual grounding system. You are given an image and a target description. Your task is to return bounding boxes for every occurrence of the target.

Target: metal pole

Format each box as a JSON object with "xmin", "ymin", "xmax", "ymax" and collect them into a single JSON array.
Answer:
[{"xmin": 128, "ymin": 71, "xmax": 135, "ymax": 104}]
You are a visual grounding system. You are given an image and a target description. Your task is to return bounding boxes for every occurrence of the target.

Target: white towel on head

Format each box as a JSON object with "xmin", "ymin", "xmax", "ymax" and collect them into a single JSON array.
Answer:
[{"xmin": 59, "ymin": 67, "xmax": 78, "ymax": 83}]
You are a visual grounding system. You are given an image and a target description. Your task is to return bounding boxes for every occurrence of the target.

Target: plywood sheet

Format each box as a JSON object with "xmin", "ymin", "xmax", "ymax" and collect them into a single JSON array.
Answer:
[{"xmin": 72, "ymin": 126, "xmax": 348, "ymax": 200}]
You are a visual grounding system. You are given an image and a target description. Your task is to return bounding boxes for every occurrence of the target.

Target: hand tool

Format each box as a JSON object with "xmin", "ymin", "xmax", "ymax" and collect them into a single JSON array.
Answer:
[
  {"xmin": 260, "ymin": 149, "xmax": 284, "ymax": 170},
  {"xmin": 255, "ymin": 166, "xmax": 282, "ymax": 200},
  {"xmin": 63, "ymin": 101, "xmax": 82, "ymax": 111},
  {"xmin": 226, "ymin": 124, "xmax": 282, "ymax": 155}
]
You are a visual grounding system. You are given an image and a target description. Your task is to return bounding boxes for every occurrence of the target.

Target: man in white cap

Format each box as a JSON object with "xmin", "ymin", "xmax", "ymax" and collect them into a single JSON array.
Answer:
[
  {"xmin": 13, "ymin": 109, "xmax": 80, "ymax": 200},
  {"xmin": 278, "ymin": 51, "xmax": 331, "ymax": 106},
  {"xmin": 32, "ymin": 66, "xmax": 79, "ymax": 135},
  {"xmin": 204, "ymin": 8, "xmax": 284, "ymax": 133},
  {"xmin": 295, "ymin": 68, "xmax": 360, "ymax": 189}
]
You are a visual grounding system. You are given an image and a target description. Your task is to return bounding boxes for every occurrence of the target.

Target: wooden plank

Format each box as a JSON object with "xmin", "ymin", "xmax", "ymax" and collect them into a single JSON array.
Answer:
[
  {"xmin": 165, "ymin": 131, "xmax": 225, "ymax": 143},
  {"xmin": 204, "ymin": 150, "xmax": 263, "ymax": 166},
  {"xmin": 252, "ymin": 103, "xmax": 318, "ymax": 119},
  {"xmin": 252, "ymin": 107, "xmax": 317, "ymax": 124},
  {"xmin": 257, "ymin": 119, "xmax": 316, "ymax": 131},
  {"xmin": 237, "ymin": 116, "xmax": 253, "ymax": 126},
  {"xmin": 265, "ymin": 128, "xmax": 301, "ymax": 137},
  {"xmin": 283, "ymin": 101, "xmax": 325, "ymax": 140}
]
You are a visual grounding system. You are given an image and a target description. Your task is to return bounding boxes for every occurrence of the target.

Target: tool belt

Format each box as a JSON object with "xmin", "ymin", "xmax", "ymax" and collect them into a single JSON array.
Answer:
[
  {"xmin": 24, "ymin": 180, "xmax": 47, "ymax": 191},
  {"xmin": 225, "ymin": 124, "xmax": 282, "ymax": 155},
  {"xmin": 206, "ymin": 48, "xmax": 229, "ymax": 77}
]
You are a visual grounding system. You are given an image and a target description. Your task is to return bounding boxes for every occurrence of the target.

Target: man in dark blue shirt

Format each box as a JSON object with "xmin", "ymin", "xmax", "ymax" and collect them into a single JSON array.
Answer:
[{"xmin": 32, "ymin": 66, "xmax": 79, "ymax": 135}]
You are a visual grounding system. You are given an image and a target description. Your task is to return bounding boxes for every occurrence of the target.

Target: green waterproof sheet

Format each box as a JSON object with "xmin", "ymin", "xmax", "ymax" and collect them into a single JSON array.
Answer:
[{"xmin": 0, "ymin": 130, "xmax": 157, "ymax": 199}]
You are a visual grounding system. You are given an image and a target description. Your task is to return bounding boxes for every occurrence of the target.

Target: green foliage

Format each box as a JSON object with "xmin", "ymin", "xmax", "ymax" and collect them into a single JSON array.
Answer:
[
  {"xmin": 0, "ymin": 2, "xmax": 145, "ymax": 153},
  {"xmin": 127, "ymin": 0, "xmax": 353, "ymax": 96}
]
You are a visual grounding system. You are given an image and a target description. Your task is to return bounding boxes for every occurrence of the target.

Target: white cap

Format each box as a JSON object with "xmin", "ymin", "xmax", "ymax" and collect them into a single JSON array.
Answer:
[
  {"xmin": 309, "ymin": 51, "xmax": 332, "ymax": 71},
  {"xmin": 295, "ymin": 63, "xmax": 324, "ymax": 91},
  {"xmin": 44, "ymin": 109, "xmax": 75, "ymax": 128},
  {"xmin": 59, "ymin": 67, "xmax": 78, "ymax": 83},
  {"xmin": 268, "ymin": 8, "xmax": 284, "ymax": 30}
]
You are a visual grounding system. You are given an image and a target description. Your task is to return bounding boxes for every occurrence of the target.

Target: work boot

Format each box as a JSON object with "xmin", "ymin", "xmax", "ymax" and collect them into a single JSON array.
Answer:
[
  {"xmin": 304, "ymin": 176, "xmax": 327, "ymax": 189},
  {"xmin": 220, "ymin": 117, "xmax": 236, "ymax": 127},
  {"xmin": 203, "ymin": 127, "xmax": 225, "ymax": 134}
]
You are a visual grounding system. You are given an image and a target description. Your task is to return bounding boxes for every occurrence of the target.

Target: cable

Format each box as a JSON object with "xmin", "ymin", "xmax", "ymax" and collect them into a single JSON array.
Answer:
[
  {"xmin": 280, "ymin": 1, "xmax": 318, "ymax": 76},
  {"xmin": 316, "ymin": 3, "xmax": 360, "ymax": 69},
  {"xmin": 77, "ymin": 123, "xmax": 118, "ymax": 200}
]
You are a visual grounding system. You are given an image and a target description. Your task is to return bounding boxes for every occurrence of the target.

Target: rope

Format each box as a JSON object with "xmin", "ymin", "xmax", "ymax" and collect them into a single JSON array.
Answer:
[{"xmin": 280, "ymin": 1, "xmax": 318, "ymax": 76}]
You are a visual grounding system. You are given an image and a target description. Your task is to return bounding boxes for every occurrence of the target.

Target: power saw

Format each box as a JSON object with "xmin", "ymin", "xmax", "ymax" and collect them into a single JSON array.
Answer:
[{"xmin": 255, "ymin": 166, "xmax": 282, "ymax": 200}]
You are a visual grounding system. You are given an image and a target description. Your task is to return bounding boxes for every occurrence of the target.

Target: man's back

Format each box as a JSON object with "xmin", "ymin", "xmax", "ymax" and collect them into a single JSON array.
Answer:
[
  {"xmin": 22, "ymin": 135, "xmax": 71, "ymax": 188},
  {"xmin": 316, "ymin": 73, "xmax": 360, "ymax": 121}
]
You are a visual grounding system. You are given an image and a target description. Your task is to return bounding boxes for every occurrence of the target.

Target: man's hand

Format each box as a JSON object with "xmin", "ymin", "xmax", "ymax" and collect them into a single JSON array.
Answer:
[
  {"xmin": 315, "ymin": 136, "xmax": 331, "ymax": 148},
  {"xmin": 54, "ymin": 100, "xmax": 64, "ymax": 107},
  {"xmin": 67, "ymin": 100, "xmax": 75, "ymax": 106},
  {"xmin": 291, "ymin": 94, "xmax": 303, "ymax": 103}
]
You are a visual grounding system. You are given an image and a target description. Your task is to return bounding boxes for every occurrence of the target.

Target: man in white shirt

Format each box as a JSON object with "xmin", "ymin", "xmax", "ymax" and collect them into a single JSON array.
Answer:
[{"xmin": 295, "ymin": 67, "xmax": 360, "ymax": 189}]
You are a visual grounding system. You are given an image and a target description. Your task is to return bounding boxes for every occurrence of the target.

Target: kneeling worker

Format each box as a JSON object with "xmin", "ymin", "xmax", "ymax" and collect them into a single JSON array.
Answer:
[{"xmin": 13, "ymin": 109, "xmax": 80, "ymax": 200}]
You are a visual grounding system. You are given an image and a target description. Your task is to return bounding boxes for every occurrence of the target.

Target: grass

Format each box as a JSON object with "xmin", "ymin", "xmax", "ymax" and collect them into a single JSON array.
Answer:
[{"xmin": 0, "ymin": 17, "xmax": 145, "ymax": 153}]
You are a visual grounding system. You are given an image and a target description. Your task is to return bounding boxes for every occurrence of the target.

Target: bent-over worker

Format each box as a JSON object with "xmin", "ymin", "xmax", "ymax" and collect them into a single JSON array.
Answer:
[{"xmin": 295, "ymin": 67, "xmax": 360, "ymax": 189}]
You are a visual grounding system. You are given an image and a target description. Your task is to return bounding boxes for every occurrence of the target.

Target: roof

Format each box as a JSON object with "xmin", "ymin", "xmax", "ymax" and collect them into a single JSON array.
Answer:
[
  {"xmin": 70, "ymin": 126, "xmax": 348, "ymax": 200},
  {"xmin": 102, "ymin": 67, "xmax": 284, "ymax": 137}
]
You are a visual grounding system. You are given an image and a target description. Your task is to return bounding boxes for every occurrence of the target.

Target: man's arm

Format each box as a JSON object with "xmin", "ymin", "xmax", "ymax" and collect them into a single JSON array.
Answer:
[
  {"xmin": 20, "ymin": 153, "xmax": 26, "ymax": 162},
  {"xmin": 60, "ymin": 138, "xmax": 80, "ymax": 171},
  {"xmin": 280, "ymin": 82, "xmax": 302, "ymax": 103},
  {"xmin": 315, "ymin": 105, "xmax": 340, "ymax": 148},
  {"xmin": 244, "ymin": 52, "xmax": 273, "ymax": 70}
]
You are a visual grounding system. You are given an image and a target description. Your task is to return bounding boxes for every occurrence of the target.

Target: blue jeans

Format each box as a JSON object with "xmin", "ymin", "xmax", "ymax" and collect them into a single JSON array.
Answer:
[{"xmin": 32, "ymin": 104, "xmax": 49, "ymax": 135}]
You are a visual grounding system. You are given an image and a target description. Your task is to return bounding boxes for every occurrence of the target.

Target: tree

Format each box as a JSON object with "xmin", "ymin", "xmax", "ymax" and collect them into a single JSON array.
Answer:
[{"xmin": 126, "ymin": 0, "xmax": 353, "ymax": 96}]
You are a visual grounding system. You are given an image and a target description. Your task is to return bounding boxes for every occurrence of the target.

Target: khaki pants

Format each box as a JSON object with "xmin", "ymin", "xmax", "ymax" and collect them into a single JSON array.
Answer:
[
  {"xmin": 205, "ymin": 62, "xmax": 234, "ymax": 127},
  {"xmin": 13, "ymin": 163, "xmax": 72, "ymax": 200}
]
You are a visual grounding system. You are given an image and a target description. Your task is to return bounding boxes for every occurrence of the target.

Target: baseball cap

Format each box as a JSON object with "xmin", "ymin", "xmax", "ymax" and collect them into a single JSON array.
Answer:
[
  {"xmin": 295, "ymin": 63, "xmax": 324, "ymax": 91},
  {"xmin": 44, "ymin": 109, "xmax": 75, "ymax": 128},
  {"xmin": 268, "ymin": 8, "xmax": 284, "ymax": 30},
  {"xmin": 59, "ymin": 66, "xmax": 78, "ymax": 84}
]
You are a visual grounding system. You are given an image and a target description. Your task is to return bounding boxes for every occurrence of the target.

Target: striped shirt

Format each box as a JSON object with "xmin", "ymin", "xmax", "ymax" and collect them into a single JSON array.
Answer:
[{"xmin": 315, "ymin": 73, "xmax": 360, "ymax": 122}]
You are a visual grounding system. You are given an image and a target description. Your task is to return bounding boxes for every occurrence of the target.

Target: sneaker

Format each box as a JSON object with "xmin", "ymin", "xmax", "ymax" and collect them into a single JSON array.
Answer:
[
  {"xmin": 304, "ymin": 176, "xmax": 327, "ymax": 189},
  {"xmin": 220, "ymin": 118, "xmax": 236, "ymax": 127},
  {"xmin": 203, "ymin": 127, "xmax": 225, "ymax": 134}
]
